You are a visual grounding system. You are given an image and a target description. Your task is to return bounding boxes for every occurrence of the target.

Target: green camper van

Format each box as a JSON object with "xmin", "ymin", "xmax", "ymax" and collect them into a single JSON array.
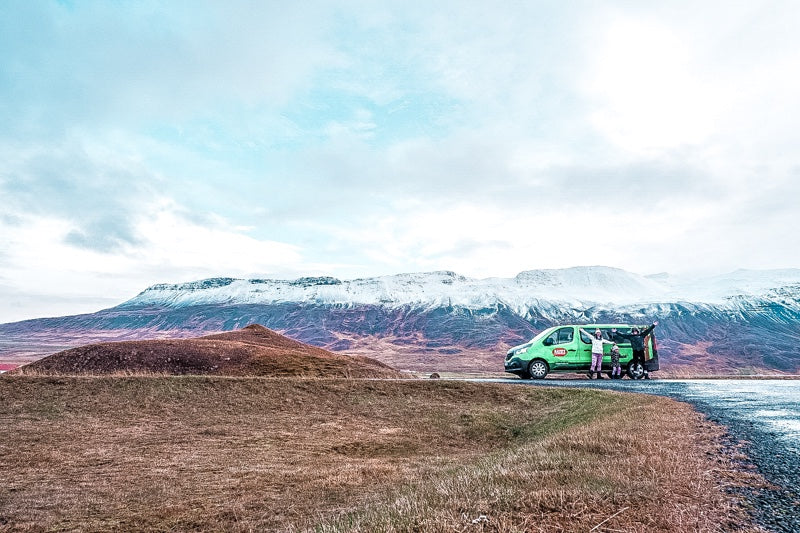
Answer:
[{"xmin": 504, "ymin": 324, "xmax": 659, "ymax": 379}]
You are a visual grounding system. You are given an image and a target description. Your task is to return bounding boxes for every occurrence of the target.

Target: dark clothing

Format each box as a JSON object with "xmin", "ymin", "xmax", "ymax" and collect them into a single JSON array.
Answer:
[
  {"xmin": 610, "ymin": 347, "xmax": 621, "ymax": 367},
  {"xmin": 612, "ymin": 324, "xmax": 655, "ymax": 352},
  {"xmin": 610, "ymin": 346, "xmax": 622, "ymax": 377},
  {"xmin": 632, "ymin": 348, "xmax": 646, "ymax": 368}
]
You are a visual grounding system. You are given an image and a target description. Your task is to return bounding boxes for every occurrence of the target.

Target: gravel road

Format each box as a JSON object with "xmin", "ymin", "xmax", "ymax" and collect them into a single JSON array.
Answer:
[{"xmin": 484, "ymin": 378, "xmax": 800, "ymax": 533}]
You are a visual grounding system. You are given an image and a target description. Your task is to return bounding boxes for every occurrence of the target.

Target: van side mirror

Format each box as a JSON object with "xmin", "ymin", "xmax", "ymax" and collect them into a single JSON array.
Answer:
[{"xmin": 543, "ymin": 338, "xmax": 554, "ymax": 346}]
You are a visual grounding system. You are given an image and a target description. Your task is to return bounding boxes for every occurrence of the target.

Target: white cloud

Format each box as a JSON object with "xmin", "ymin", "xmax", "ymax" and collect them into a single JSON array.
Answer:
[
  {"xmin": 133, "ymin": 201, "xmax": 304, "ymax": 277},
  {"xmin": 0, "ymin": 201, "xmax": 310, "ymax": 322},
  {"xmin": 582, "ymin": 3, "xmax": 800, "ymax": 165},
  {"xmin": 585, "ymin": 17, "xmax": 721, "ymax": 153},
  {"xmin": 298, "ymin": 197, "xmax": 712, "ymax": 280}
]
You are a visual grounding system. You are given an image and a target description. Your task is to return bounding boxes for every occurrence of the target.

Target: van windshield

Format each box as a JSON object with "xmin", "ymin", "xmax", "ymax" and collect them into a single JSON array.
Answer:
[
  {"xmin": 545, "ymin": 327, "xmax": 574, "ymax": 346},
  {"xmin": 528, "ymin": 328, "xmax": 555, "ymax": 344}
]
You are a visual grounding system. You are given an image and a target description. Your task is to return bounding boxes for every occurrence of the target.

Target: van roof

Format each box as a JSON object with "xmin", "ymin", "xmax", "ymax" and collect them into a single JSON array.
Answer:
[
  {"xmin": 580, "ymin": 324, "xmax": 640, "ymax": 328},
  {"xmin": 564, "ymin": 324, "xmax": 646, "ymax": 329}
]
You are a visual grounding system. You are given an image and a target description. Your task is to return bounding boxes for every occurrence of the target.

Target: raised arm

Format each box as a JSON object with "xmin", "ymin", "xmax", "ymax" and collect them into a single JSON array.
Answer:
[
  {"xmin": 610, "ymin": 328, "xmax": 631, "ymax": 341},
  {"xmin": 641, "ymin": 322, "xmax": 657, "ymax": 337}
]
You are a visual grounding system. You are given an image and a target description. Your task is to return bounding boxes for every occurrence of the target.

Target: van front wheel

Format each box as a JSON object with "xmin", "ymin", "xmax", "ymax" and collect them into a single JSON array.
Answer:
[{"xmin": 528, "ymin": 360, "xmax": 549, "ymax": 379}]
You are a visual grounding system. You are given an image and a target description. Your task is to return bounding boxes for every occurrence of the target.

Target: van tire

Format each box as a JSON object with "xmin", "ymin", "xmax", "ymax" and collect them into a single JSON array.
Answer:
[
  {"xmin": 528, "ymin": 359, "xmax": 549, "ymax": 379},
  {"xmin": 627, "ymin": 361, "xmax": 644, "ymax": 379}
]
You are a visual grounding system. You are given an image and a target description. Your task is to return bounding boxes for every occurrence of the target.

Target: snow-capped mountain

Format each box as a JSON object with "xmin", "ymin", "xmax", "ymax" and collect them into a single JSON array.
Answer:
[
  {"xmin": 2, "ymin": 266, "xmax": 800, "ymax": 375},
  {"xmin": 122, "ymin": 266, "xmax": 800, "ymax": 311},
  {"xmin": 122, "ymin": 267, "xmax": 669, "ymax": 311}
]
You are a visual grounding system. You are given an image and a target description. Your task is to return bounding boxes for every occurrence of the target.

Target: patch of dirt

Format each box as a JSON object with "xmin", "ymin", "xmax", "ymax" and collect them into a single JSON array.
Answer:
[{"xmin": 14, "ymin": 324, "xmax": 403, "ymax": 378}]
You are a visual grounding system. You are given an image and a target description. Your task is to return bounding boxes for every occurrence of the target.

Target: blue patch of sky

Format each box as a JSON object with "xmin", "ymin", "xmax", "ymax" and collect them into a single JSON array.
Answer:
[
  {"xmin": 286, "ymin": 8, "xmax": 467, "ymax": 145},
  {"xmin": 282, "ymin": 87, "xmax": 463, "ymax": 146},
  {"xmin": 143, "ymin": 74, "xmax": 463, "ymax": 164},
  {"xmin": 143, "ymin": 89, "xmax": 463, "ymax": 162}
]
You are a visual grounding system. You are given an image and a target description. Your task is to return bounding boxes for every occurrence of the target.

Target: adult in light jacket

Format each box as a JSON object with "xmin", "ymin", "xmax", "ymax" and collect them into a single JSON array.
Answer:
[{"xmin": 579, "ymin": 327, "xmax": 614, "ymax": 379}]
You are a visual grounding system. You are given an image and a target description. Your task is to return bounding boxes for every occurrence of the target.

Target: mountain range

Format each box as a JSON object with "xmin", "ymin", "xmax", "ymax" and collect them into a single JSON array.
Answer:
[{"xmin": 2, "ymin": 266, "xmax": 800, "ymax": 375}]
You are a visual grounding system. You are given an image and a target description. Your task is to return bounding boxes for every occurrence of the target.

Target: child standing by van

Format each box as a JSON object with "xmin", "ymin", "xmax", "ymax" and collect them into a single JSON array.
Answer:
[
  {"xmin": 610, "ymin": 343, "xmax": 622, "ymax": 379},
  {"xmin": 579, "ymin": 328, "xmax": 614, "ymax": 379}
]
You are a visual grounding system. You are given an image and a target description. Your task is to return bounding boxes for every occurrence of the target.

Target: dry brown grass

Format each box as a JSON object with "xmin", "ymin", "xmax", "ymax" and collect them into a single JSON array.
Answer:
[{"xmin": 0, "ymin": 376, "xmax": 761, "ymax": 532}]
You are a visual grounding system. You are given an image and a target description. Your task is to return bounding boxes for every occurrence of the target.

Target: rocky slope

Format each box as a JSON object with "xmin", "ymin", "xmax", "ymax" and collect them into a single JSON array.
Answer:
[{"xmin": 2, "ymin": 267, "xmax": 800, "ymax": 374}]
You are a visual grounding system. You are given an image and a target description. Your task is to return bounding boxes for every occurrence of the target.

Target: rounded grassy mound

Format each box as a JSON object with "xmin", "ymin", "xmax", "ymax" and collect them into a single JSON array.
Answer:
[{"xmin": 16, "ymin": 324, "xmax": 403, "ymax": 378}]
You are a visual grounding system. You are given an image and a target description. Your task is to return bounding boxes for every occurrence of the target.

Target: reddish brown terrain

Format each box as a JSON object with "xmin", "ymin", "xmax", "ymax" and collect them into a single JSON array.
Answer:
[{"xmin": 13, "ymin": 324, "xmax": 403, "ymax": 378}]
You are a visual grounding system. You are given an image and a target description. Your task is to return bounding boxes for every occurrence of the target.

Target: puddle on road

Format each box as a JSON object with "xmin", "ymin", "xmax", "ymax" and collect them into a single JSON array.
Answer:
[{"xmin": 683, "ymin": 380, "xmax": 800, "ymax": 445}]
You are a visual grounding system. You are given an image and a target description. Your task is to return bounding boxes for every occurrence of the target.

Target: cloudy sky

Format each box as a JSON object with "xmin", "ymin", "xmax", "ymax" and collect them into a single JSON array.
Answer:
[{"xmin": 1, "ymin": 1, "xmax": 799, "ymax": 323}]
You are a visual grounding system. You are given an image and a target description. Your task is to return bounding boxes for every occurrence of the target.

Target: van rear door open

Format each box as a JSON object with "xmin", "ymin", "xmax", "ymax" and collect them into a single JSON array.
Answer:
[{"xmin": 644, "ymin": 332, "xmax": 660, "ymax": 371}]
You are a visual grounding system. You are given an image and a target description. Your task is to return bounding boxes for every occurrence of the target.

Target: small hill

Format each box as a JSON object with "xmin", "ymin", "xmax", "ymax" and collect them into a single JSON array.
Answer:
[{"xmin": 15, "ymin": 324, "xmax": 402, "ymax": 378}]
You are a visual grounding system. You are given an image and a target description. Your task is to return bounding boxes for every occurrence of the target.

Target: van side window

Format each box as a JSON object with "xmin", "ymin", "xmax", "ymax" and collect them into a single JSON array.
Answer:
[
  {"xmin": 581, "ymin": 329, "xmax": 615, "ymax": 343},
  {"xmin": 545, "ymin": 327, "xmax": 574, "ymax": 346},
  {"xmin": 609, "ymin": 328, "xmax": 633, "ymax": 344}
]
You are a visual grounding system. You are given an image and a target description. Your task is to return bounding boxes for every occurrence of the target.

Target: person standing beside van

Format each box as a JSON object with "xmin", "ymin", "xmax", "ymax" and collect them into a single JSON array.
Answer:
[
  {"xmin": 579, "ymin": 328, "xmax": 614, "ymax": 379},
  {"xmin": 609, "ymin": 342, "xmax": 622, "ymax": 379},
  {"xmin": 612, "ymin": 321, "xmax": 658, "ymax": 379}
]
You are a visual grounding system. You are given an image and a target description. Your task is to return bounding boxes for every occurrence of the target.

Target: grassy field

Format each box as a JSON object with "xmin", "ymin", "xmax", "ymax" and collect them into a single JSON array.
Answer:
[{"xmin": 0, "ymin": 376, "xmax": 760, "ymax": 532}]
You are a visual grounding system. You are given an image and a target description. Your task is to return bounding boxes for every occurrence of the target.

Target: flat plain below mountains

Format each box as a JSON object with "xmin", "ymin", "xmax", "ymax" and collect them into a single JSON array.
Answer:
[{"xmin": 0, "ymin": 375, "xmax": 763, "ymax": 532}]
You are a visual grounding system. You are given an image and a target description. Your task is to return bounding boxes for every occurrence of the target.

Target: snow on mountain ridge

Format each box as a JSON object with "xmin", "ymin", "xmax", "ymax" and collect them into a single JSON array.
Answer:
[{"xmin": 122, "ymin": 266, "xmax": 800, "ymax": 311}]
